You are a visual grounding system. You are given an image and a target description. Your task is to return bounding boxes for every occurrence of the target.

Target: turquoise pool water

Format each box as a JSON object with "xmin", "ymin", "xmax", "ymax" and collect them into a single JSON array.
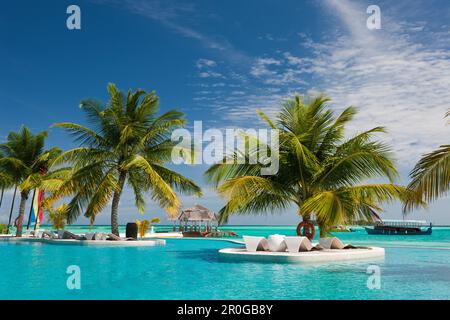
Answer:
[{"xmin": 1, "ymin": 225, "xmax": 450, "ymax": 300}]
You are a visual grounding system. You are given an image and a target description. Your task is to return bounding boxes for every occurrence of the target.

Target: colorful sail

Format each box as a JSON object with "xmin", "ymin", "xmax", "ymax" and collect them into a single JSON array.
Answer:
[{"xmin": 29, "ymin": 189, "xmax": 44, "ymax": 227}]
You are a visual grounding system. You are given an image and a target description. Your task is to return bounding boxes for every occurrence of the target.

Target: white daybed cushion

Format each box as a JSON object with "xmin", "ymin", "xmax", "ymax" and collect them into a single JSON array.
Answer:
[
  {"xmin": 243, "ymin": 236, "xmax": 269, "ymax": 252},
  {"xmin": 267, "ymin": 234, "xmax": 287, "ymax": 252},
  {"xmin": 284, "ymin": 236, "xmax": 315, "ymax": 252},
  {"xmin": 319, "ymin": 237, "xmax": 346, "ymax": 249}
]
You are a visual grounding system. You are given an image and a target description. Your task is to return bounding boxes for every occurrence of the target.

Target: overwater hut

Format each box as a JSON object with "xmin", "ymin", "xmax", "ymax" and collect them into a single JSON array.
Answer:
[{"xmin": 172, "ymin": 204, "xmax": 218, "ymax": 233}]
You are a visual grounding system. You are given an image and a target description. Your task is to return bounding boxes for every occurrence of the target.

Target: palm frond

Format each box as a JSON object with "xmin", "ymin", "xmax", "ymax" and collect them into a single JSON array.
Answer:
[
  {"xmin": 52, "ymin": 122, "xmax": 106, "ymax": 147},
  {"xmin": 301, "ymin": 184, "xmax": 409, "ymax": 226},
  {"xmin": 405, "ymin": 145, "xmax": 450, "ymax": 211},
  {"xmin": 123, "ymin": 155, "xmax": 180, "ymax": 216}
]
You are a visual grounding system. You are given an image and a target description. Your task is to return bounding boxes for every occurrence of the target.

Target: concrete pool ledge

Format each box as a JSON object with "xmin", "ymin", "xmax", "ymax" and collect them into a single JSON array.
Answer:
[
  {"xmin": 2, "ymin": 237, "xmax": 166, "ymax": 247},
  {"xmin": 219, "ymin": 247, "xmax": 385, "ymax": 263}
]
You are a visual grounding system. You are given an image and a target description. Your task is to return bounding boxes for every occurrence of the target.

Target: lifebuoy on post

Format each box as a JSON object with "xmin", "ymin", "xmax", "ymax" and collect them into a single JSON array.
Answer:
[{"xmin": 296, "ymin": 221, "xmax": 316, "ymax": 240}]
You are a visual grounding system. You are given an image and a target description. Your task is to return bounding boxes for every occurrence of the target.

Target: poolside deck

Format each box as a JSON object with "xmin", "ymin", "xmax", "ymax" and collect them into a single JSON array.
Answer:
[{"xmin": 1, "ymin": 237, "xmax": 166, "ymax": 247}]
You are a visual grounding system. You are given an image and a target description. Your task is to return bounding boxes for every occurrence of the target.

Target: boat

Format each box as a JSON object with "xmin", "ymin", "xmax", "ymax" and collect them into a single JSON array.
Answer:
[
  {"xmin": 329, "ymin": 225, "xmax": 355, "ymax": 233},
  {"xmin": 365, "ymin": 219, "xmax": 432, "ymax": 235}
]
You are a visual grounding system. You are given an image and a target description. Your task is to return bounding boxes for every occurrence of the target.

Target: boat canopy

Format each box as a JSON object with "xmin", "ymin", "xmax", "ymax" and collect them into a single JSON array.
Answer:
[{"xmin": 377, "ymin": 219, "xmax": 428, "ymax": 227}]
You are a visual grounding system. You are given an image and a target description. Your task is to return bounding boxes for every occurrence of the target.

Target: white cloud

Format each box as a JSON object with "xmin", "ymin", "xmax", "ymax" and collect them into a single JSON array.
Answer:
[
  {"xmin": 283, "ymin": 52, "xmax": 303, "ymax": 65},
  {"xmin": 97, "ymin": 0, "xmax": 251, "ymax": 64},
  {"xmin": 250, "ymin": 58, "xmax": 282, "ymax": 77},
  {"xmin": 194, "ymin": 0, "xmax": 450, "ymax": 173},
  {"xmin": 196, "ymin": 58, "xmax": 217, "ymax": 69},
  {"xmin": 303, "ymin": 0, "xmax": 450, "ymax": 168},
  {"xmin": 198, "ymin": 71, "xmax": 222, "ymax": 78}
]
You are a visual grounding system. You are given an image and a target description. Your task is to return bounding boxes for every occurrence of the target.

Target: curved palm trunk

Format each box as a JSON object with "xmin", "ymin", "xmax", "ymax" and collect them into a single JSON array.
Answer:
[
  {"xmin": 110, "ymin": 171, "xmax": 127, "ymax": 236},
  {"xmin": 15, "ymin": 191, "xmax": 29, "ymax": 237}
]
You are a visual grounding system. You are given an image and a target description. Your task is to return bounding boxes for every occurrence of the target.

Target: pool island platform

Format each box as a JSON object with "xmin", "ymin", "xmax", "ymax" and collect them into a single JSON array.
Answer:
[
  {"xmin": 219, "ymin": 247, "xmax": 385, "ymax": 263},
  {"xmin": 1, "ymin": 236, "xmax": 166, "ymax": 247}
]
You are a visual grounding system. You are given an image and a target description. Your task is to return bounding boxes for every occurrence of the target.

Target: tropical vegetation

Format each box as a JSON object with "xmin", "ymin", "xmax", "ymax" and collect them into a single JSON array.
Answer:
[
  {"xmin": 46, "ymin": 204, "xmax": 69, "ymax": 230},
  {"xmin": 135, "ymin": 217, "xmax": 160, "ymax": 238},
  {"xmin": 1, "ymin": 87, "xmax": 442, "ymax": 237},
  {"xmin": 206, "ymin": 94, "xmax": 412, "ymax": 236},
  {"xmin": 48, "ymin": 83, "xmax": 201, "ymax": 235},
  {"xmin": 0, "ymin": 127, "xmax": 62, "ymax": 237}
]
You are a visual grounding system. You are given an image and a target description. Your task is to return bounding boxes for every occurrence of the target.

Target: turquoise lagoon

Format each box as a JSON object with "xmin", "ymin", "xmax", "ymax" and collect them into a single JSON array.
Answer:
[{"xmin": 1, "ymin": 225, "xmax": 450, "ymax": 300}]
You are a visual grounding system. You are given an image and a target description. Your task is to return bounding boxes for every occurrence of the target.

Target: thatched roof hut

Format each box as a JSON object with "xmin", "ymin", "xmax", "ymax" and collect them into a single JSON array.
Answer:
[
  {"xmin": 172, "ymin": 204, "xmax": 218, "ymax": 232},
  {"xmin": 177, "ymin": 204, "xmax": 218, "ymax": 222}
]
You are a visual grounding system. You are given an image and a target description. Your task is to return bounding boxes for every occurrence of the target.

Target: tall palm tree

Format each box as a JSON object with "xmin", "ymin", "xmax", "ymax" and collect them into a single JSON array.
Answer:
[
  {"xmin": 0, "ymin": 127, "xmax": 62, "ymax": 237},
  {"xmin": 206, "ymin": 95, "xmax": 410, "ymax": 236},
  {"xmin": 50, "ymin": 83, "xmax": 201, "ymax": 235},
  {"xmin": 404, "ymin": 110, "xmax": 450, "ymax": 211}
]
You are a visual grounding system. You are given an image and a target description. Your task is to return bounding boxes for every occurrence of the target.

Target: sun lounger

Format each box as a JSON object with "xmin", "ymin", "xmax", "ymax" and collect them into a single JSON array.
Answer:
[
  {"xmin": 59, "ymin": 230, "xmax": 87, "ymax": 240},
  {"xmin": 284, "ymin": 236, "xmax": 323, "ymax": 252},
  {"xmin": 41, "ymin": 231, "xmax": 57, "ymax": 239},
  {"xmin": 84, "ymin": 233, "xmax": 95, "ymax": 240},
  {"xmin": 243, "ymin": 236, "xmax": 269, "ymax": 252},
  {"xmin": 267, "ymin": 234, "xmax": 287, "ymax": 252},
  {"xmin": 284, "ymin": 236, "xmax": 309, "ymax": 252},
  {"xmin": 33, "ymin": 230, "xmax": 44, "ymax": 238},
  {"xmin": 93, "ymin": 233, "xmax": 108, "ymax": 241},
  {"xmin": 107, "ymin": 233, "xmax": 122, "ymax": 241},
  {"xmin": 106, "ymin": 233, "xmax": 136, "ymax": 241},
  {"xmin": 319, "ymin": 237, "xmax": 364, "ymax": 249}
]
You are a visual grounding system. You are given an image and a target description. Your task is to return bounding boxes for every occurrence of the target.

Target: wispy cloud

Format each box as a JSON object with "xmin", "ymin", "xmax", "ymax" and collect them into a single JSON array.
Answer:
[
  {"xmin": 250, "ymin": 58, "xmax": 282, "ymax": 77},
  {"xmin": 192, "ymin": 0, "xmax": 450, "ymax": 172},
  {"xmin": 196, "ymin": 58, "xmax": 217, "ymax": 69},
  {"xmin": 305, "ymin": 0, "xmax": 450, "ymax": 168},
  {"xmin": 94, "ymin": 0, "xmax": 251, "ymax": 64}
]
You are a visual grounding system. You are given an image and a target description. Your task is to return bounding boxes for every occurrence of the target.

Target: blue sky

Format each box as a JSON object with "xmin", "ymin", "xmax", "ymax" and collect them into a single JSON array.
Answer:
[{"xmin": 0, "ymin": 0, "xmax": 449, "ymax": 225}]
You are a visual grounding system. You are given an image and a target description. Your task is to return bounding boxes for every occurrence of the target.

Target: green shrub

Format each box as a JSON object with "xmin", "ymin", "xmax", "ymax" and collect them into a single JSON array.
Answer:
[{"xmin": 0, "ymin": 224, "xmax": 7, "ymax": 234}]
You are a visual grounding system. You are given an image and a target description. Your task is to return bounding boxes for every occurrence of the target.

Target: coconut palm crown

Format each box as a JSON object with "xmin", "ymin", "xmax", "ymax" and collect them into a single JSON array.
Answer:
[
  {"xmin": 50, "ymin": 83, "xmax": 201, "ymax": 235},
  {"xmin": 206, "ymin": 94, "xmax": 410, "ymax": 236}
]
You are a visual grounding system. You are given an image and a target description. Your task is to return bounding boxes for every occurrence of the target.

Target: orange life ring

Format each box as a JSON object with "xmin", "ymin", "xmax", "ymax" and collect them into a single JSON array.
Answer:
[{"xmin": 296, "ymin": 221, "xmax": 316, "ymax": 240}]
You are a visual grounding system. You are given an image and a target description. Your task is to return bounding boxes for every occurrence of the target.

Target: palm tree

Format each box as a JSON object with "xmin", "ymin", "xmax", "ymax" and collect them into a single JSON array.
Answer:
[
  {"xmin": 50, "ymin": 83, "xmax": 201, "ymax": 235},
  {"xmin": 404, "ymin": 110, "xmax": 450, "ymax": 211},
  {"xmin": 0, "ymin": 127, "xmax": 62, "ymax": 237},
  {"xmin": 135, "ymin": 217, "xmax": 160, "ymax": 238},
  {"xmin": 206, "ymin": 94, "xmax": 410, "ymax": 237}
]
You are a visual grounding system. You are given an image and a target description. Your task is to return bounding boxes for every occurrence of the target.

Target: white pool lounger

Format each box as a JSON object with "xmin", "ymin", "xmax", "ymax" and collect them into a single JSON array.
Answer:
[
  {"xmin": 267, "ymin": 234, "xmax": 287, "ymax": 252},
  {"xmin": 284, "ymin": 236, "xmax": 317, "ymax": 252},
  {"xmin": 219, "ymin": 246, "xmax": 385, "ymax": 263},
  {"xmin": 243, "ymin": 236, "xmax": 270, "ymax": 252},
  {"xmin": 319, "ymin": 237, "xmax": 356, "ymax": 249}
]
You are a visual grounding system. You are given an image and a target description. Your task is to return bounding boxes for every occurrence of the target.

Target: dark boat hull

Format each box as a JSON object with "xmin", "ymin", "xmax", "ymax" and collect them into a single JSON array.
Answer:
[{"xmin": 365, "ymin": 227, "xmax": 432, "ymax": 235}]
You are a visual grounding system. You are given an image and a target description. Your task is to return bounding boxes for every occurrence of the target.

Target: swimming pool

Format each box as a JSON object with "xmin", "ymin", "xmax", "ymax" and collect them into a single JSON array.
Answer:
[{"xmin": 1, "ymin": 226, "xmax": 450, "ymax": 299}]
